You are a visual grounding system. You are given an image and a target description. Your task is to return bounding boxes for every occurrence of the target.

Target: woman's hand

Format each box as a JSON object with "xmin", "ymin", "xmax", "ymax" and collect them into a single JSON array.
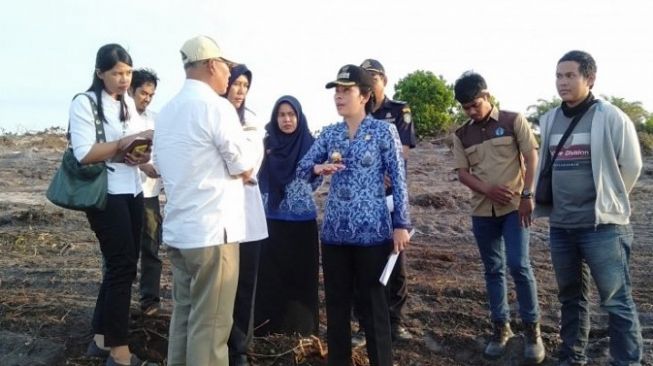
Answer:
[
  {"xmin": 125, "ymin": 150, "xmax": 151, "ymax": 166},
  {"xmin": 139, "ymin": 163, "xmax": 160, "ymax": 178},
  {"xmin": 313, "ymin": 163, "xmax": 345, "ymax": 176},
  {"xmin": 392, "ymin": 228, "xmax": 410, "ymax": 253},
  {"xmin": 117, "ymin": 130, "xmax": 153, "ymax": 165},
  {"xmin": 137, "ymin": 129, "xmax": 154, "ymax": 140},
  {"xmin": 117, "ymin": 130, "xmax": 152, "ymax": 151}
]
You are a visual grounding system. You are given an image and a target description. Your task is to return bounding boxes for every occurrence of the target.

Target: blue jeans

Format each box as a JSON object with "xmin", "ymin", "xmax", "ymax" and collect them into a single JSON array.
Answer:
[
  {"xmin": 549, "ymin": 224, "xmax": 642, "ymax": 366},
  {"xmin": 472, "ymin": 210, "xmax": 540, "ymax": 323}
]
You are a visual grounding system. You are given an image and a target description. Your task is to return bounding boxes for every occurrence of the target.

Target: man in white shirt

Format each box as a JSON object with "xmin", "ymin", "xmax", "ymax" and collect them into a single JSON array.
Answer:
[
  {"xmin": 154, "ymin": 35, "xmax": 255, "ymax": 366},
  {"xmin": 129, "ymin": 68, "xmax": 163, "ymax": 317}
]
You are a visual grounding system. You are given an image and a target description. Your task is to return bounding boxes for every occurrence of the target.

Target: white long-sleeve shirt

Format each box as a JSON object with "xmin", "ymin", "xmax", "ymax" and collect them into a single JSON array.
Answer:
[
  {"xmin": 241, "ymin": 108, "xmax": 268, "ymax": 242},
  {"xmin": 154, "ymin": 80, "xmax": 255, "ymax": 249},
  {"xmin": 69, "ymin": 91, "xmax": 147, "ymax": 195},
  {"xmin": 140, "ymin": 110, "xmax": 163, "ymax": 198}
]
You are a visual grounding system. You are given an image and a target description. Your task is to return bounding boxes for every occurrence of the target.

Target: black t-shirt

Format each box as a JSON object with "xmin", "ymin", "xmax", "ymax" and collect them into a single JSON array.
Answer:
[{"xmin": 371, "ymin": 96, "xmax": 416, "ymax": 149}]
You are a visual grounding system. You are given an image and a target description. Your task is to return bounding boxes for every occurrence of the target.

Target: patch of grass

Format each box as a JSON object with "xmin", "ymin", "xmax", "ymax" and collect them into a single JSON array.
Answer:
[
  {"xmin": 639, "ymin": 132, "xmax": 653, "ymax": 156},
  {"xmin": 0, "ymin": 231, "xmax": 71, "ymax": 256}
]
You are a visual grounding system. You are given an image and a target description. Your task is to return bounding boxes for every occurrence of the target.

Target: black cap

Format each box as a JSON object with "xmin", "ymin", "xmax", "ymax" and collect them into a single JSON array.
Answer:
[
  {"xmin": 325, "ymin": 64, "xmax": 373, "ymax": 89},
  {"xmin": 360, "ymin": 59, "xmax": 385, "ymax": 75}
]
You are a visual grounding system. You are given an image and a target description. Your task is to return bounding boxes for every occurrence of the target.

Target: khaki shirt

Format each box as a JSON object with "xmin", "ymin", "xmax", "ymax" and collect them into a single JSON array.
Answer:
[{"xmin": 452, "ymin": 108, "xmax": 538, "ymax": 217}]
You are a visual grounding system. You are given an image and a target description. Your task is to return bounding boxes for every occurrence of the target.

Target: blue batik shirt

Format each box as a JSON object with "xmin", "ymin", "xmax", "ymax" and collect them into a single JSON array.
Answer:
[
  {"xmin": 262, "ymin": 177, "xmax": 321, "ymax": 221},
  {"xmin": 297, "ymin": 116, "xmax": 411, "ymax": 246}
]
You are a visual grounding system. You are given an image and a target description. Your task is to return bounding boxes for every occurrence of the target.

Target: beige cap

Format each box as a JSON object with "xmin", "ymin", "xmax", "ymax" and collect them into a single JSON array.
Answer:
[{"xmin": 179, "ymin": 35, "xmax": 235, "ymax": 65}]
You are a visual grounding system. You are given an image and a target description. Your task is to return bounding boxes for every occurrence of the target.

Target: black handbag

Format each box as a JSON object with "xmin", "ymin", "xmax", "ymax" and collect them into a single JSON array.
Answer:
[
  {"xmin": 535, "ymin": 103, "xmax": 596, "ymax": 205},
  {"xmin": 46, "ymin": 93, "xmax": 109, "ymax": 211}
]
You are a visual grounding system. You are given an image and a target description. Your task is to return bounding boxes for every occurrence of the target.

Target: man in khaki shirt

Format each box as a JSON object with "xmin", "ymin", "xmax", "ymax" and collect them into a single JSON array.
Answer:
[{"xmin": 451, "ymin": 71, "xmax": 544, "ymax": 364}]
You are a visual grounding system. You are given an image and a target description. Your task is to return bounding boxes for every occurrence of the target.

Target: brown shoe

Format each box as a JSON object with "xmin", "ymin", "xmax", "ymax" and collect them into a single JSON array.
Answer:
[
  {"xmin": 523, "ymin": 322, "xmax": 545, "ymax": 364},
  {"xmin": 142, "ymin": 303, "xmax": 160, "ymax": 317},
  {"xmin": 483, "ymin": 322, "xmax": 514, "ymax": 359}
]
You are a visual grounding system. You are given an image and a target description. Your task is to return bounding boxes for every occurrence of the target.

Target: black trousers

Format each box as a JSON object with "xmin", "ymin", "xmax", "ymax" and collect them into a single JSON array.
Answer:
[
  {"xmin": 228, "ymin": 239, "xmax": 262, "ymax": 361},
  {"xmin": 387, "ymin": 251, "xmax": 407, "ymax": 325},
  {"xmin": 353, "ymin": 249, "xmax": 408, "ymax": 332},
  {"xmin": 139, "ymin": 196, "xmax": 162, "ymax": 309},
  {"xmin": 86, "ymin": 193, "xmax": 143, "ymax": 347},
  {"xmin": 255, "ymin": 219, "xmax": 319, "ymax": 336},
  {"xmin": 322, "ymin": 242, "xmax": 394, "ymax": 366}
]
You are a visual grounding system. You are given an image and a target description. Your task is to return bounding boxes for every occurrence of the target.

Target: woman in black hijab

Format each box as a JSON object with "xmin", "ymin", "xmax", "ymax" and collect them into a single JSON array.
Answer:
[
  {"xmin": 222, "ymin": 63, "xmax": 268, "ymax": 366},
  {"xmin": 255, "ymin": 95, "xmax": 320, "ymax": 336}
]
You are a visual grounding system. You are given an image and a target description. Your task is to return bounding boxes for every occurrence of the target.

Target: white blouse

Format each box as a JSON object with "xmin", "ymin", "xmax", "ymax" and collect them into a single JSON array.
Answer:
[
  {"xmin": 241, "ymin": 108, "xmax": 268, "ymax": 242},
  {"xmin": 69, "ymin": 91, "xmax": 148, "ymax": 196}
]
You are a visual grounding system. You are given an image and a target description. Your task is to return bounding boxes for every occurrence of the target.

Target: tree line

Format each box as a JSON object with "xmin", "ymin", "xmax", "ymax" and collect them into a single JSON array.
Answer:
[{"xmin": 393, "ymin": 70, "xmax": 653, "ymax": 154}]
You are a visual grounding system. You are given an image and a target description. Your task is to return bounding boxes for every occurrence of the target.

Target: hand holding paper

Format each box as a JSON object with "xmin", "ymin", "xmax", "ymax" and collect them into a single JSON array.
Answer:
[{"xmin": 380, "ymin": 228, "xmax": 415, "ymax": 286}]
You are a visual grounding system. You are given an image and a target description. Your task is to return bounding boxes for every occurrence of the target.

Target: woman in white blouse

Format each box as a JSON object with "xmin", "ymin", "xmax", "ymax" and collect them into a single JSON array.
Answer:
[{"xmin": 69, "ymin": 43, "xmax": 152, "ymax": 366}]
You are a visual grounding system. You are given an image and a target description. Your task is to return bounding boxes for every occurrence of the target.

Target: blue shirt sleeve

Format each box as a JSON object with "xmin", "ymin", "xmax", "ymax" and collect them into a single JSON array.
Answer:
[
  {"xmin": 382, "ymin": 124, "xmax": 411, "ymax": 229},
  {"xmin": 296, "ymin": 128, "xmax": 329, "ymax": 181}
]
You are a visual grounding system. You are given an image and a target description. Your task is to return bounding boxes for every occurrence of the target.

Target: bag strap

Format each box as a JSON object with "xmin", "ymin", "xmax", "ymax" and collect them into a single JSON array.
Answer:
[
  {"xmin": 67, "ymin": 93, "xmax": 107, "ymax": 145},
  {"xmin": 543, "ymin": 100, "xmax": 598, "ymax": 172}
]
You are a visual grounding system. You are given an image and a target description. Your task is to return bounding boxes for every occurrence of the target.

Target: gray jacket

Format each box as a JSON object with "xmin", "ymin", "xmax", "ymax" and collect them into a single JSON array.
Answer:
[{"xmin": 534, "ymin": 99, "xmax": 642, "ymax": 225}]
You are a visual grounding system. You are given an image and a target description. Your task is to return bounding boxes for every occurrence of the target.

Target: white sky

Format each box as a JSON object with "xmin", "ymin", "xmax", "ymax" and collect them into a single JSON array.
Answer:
[{"xmin": 1, "ymin": 0, "xmax": 651, "ymax": 133}]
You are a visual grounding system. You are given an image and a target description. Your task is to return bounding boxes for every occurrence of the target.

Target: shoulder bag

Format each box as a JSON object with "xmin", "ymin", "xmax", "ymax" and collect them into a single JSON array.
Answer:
[
  {"xmin": 46, "ymin": 93, "xmax": 109, "ymax": 211},
  {"xmin": 535, "ymin": 102, "xmax": 597, "ymax": 205}
]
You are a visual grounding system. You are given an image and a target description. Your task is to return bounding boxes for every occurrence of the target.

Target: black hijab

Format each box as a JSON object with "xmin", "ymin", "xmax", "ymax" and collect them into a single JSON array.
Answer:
[
  {"xmin": 222, "ymin": 64, "xmax": 252, "ymax": 124},
  {"xmin": 258, "ymin": 95, "xmax": 314, "ymax": 209}
]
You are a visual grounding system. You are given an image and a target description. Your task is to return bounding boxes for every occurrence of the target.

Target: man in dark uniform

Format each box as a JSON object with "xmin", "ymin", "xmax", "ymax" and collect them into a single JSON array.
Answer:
[{"xmin": 359, "ymin": 59, "xmax": 416, "ymax": 343}]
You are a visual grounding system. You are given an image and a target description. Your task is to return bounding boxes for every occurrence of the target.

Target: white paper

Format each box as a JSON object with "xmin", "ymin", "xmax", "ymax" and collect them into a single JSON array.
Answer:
[
  {"xmin": 379, "ymin": 252, "xmax": 399, "ymax": 286},
  {"xmin": 385, "ymin": 195, "xmax": 394, "ymax": 212}
]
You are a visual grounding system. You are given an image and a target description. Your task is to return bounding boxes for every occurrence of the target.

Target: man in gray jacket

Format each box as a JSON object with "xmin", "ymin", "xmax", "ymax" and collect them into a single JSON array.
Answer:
[{"xmin": 535, "ymin": 50, "xmax": 643, "ymax": 366}]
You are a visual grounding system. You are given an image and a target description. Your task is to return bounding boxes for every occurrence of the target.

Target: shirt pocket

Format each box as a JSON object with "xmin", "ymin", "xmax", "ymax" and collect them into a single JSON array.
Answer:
[
  {"xmin": 464, "ymin": 145, "xmax": 481, "ymax": 166},
  {"xmin": 491, "ymin": 136, "xmax": 516, "ymax": 159}
]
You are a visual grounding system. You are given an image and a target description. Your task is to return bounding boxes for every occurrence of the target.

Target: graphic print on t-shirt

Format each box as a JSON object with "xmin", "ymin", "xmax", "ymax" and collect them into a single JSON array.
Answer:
[{"xmin": 549, "ymin": 132, "xmax": 591, "ymax": 171}]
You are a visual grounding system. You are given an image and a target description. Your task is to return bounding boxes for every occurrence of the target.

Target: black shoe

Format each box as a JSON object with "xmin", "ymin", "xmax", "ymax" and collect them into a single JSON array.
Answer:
[
  {"xmin": 229, "ymin": 354, "xmax": 250, "ymax": 366},
  {"xmin": 391, "ymin": 325, "xmax": 413, "ymax": 342},
  {"xmin": 86, "ymin": 340, "xmax": 110, "ymax": 358}
]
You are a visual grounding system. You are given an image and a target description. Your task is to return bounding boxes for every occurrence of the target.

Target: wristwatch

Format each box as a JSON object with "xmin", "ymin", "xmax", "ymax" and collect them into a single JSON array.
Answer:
[{"xmin": 521, "ymin": 189, "xmax": 533, "ymax": 199}]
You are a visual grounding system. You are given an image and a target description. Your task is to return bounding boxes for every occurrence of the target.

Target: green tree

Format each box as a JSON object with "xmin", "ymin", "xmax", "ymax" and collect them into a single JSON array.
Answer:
[
  {"xmin": 393, "ymin": 70, "xmax": 457, "ymax": 137},
  {"xmin": 601, "ymin": 95, "xmax": 650, "ymax": 125},
  {"xmin": 642, "ymin": 115, "xmax": 653, "ymax": 134},
  {"xmin": 526, "ymin": 96, "xmax": 561, "ymax": 124},
  {"xmin": 451, "ymin": 95, "xmax": 502, "ymax": 125}
]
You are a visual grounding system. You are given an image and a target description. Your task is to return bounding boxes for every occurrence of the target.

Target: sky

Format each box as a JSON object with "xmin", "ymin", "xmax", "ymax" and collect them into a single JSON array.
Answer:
[{"xmin": 1, "ymin": 0, "xmax": 652, "ymax": 133}]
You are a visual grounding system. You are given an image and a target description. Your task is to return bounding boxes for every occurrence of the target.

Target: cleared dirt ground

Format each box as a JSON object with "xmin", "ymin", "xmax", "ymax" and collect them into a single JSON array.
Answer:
[{"xmin": 0, "ymin": 131, "xmax": 651, "ymax": 365}]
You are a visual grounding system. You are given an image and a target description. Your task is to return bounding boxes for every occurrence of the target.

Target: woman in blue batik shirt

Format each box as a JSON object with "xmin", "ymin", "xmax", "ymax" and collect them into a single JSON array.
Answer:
[
  {"xmin": 296, "ymin": 65, "xmax": 411, "ymax": 366},
  {"xmin": 255, "ymin": 95, "xmax": 321, "ymax": 336}
]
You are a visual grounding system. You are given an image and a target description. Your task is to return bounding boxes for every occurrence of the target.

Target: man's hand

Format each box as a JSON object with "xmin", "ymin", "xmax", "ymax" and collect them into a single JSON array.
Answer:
[
  {"xmin": 484, "ymin": 185, "xmax": 515, "ymax": 205},
  {"xmin": 518, "ymin": 198, "xmax": 534, "ymax": 227}
]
